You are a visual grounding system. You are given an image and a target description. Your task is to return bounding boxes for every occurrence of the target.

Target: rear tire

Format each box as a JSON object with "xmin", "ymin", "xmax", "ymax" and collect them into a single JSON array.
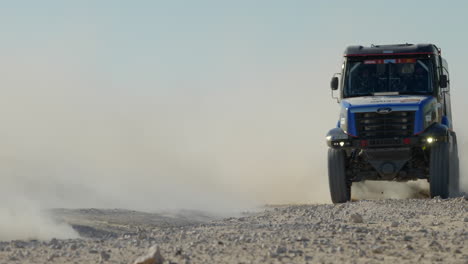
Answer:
[
  {"xmin": 429, "ymin": 142, "xmax": 450, "ymax": 198},
  {"xmin": 449, "ymin": 133, "xmax": 460, "ymax": 197},
  {"xmin": 328, "ymin": 148, "xmax": 351, "ymax": 203}
]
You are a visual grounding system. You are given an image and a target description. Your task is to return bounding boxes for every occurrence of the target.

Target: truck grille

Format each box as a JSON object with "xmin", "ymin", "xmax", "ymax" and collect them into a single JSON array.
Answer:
[{"xmin": 355, "ymin": 111, "xmax": 415, "ymax": 138}]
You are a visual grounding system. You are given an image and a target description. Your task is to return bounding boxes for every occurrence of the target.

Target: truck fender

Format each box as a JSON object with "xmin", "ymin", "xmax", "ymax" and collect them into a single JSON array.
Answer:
[
  {"xmin": 419, "ymin": 123, "xmax": 449, "ymax": 138},
  {"xmin": 326, "ymin": 128, "xmax": 348, "ymax": 140},
  {"xmin": 326, "ymin": 128, "xmax": 349, "ymax": 148},
  {"xmin": 441, "ymin": 116, "xmax": 451, "ymax": 128}
]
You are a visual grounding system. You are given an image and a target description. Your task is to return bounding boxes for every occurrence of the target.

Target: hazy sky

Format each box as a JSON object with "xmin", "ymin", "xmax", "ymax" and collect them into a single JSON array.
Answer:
[
  {"xmin": 2, "ymin": 1, "xmax": 467, "ymax": 117},
  {"xmin": 2, "ymin": 1, "xmax": 468, "ymax": 104},
  {"xmin": 0, "ymin": 1, "xmax": 468, "ymax": 214}
]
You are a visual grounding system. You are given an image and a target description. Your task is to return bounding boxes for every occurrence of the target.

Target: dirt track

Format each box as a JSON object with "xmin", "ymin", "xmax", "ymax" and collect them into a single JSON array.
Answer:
[{"xmin": 0, "ymin": 198, "xmax": 467, "ymax": 263}]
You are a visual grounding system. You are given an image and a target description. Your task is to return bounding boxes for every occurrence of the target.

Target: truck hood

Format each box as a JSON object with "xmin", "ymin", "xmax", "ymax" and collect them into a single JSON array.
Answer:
[{"xmin": 342, "ymin": 95, "xmax": 432, "ymax": 112}]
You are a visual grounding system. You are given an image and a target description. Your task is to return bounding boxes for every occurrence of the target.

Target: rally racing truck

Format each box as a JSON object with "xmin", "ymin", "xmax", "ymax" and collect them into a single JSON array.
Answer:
[{"xmin": 327, "ymin": 43, "xmax": 459, "ymax": 203}]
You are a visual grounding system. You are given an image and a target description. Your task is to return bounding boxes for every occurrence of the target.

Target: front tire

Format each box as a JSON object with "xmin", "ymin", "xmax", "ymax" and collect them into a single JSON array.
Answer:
[
  {"xmin": 328, "ymin": 148, "xmax": 351, "ymax": 203},
  {"xmin": 429, "ymin": 142, "xmax": 450, "ymax": 198}
]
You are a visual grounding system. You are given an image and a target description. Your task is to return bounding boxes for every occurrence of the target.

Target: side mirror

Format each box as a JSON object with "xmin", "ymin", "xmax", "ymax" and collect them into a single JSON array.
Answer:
[
  {"xmin": 330, "ymin": 77, "xmax": 339, "ymax": 90},
  {"xmin": 439, "ymin": 74, "xmax": 448, "ymax": 89}
]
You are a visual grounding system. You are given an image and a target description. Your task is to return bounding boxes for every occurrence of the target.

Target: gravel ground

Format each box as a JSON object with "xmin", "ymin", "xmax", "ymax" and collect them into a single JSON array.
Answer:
[{"xmin": 1, "ymin": 197, "xmax": 467, "ymax": 264}]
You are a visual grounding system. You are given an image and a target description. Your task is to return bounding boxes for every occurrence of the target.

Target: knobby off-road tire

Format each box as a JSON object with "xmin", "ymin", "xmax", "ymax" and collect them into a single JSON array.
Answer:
[
  {"xmin": 429, "ymin": 142, "xmax": 450, "ymax": 199},
  {"xmin": 328, "ymin": 148, "xmax": 351, "ymax": 203},
  {"xmin": 449, "ymin": 133, "xmax": 460, "ymax": 197}
]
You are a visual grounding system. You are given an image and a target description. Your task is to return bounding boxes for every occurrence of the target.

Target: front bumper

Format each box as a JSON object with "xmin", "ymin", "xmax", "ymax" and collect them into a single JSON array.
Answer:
[
  {"xmin": 326, "ymin": 123, "xmax": 450, "ymax": 149},
  {"xmin": 327, "ymin": 135, "xmax": 448, "ymax": 149}
]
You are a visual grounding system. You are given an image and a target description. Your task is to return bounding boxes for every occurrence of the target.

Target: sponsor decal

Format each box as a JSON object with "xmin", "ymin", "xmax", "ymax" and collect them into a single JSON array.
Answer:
[
  {"xmin": 397, "ymin": 58, "xmax": 416, "ymax": 63},
  {"xmin": 363, "ymin": 58, "xmax": 417, "ymax": 64},
  {"xmin": 400, "ymin": 99, "xmax": 422, "ymax": 103}
]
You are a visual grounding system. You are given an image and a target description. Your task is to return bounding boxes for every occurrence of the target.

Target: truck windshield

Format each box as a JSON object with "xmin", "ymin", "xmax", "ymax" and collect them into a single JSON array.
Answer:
[{"xmin": 343, "ymin": 58, "xmax": 434, "ymax": 97}]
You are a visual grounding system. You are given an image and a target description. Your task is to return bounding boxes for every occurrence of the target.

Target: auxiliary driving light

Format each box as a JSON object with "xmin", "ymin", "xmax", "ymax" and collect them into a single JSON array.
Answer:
[
  {"xmin": 339, "ymin": 141, "xmax": 345, "ymax": 147},
  {"xmin": 427, "ymin": 137, "xmax": 434, "ymax": 143}
]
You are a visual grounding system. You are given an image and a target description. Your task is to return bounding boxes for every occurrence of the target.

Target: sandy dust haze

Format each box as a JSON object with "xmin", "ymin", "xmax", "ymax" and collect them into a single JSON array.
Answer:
[
  {"xmin": 0, "ymin": 48, "xmax": 338, "ymax": 240},
  {"xmin": 0, "ymin": 42, "xmax": 467, "ymax": 241}
]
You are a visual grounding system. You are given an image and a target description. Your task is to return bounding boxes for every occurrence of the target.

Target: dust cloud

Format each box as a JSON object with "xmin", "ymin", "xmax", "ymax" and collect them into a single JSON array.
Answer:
[
  {"xmin": 1, "ymin": 46, "xmax": 466, "ymax": 241},
  {"xmin": 0, "ymin": 196, "xmax": 79, "ymax": 241},
  {"xmin": 457, "ymin": 134, "xmax": 468, "ymax": 193},
  {"xmin": 0, "ymin": 50, "xmax": 334, "ymax": 240},
  {"xmin": 352, "ymin": 181, "xmax": 430, "ymax": 200}
]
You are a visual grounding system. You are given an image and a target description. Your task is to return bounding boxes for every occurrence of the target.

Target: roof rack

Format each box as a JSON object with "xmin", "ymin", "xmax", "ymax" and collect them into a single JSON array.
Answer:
[
  {"xmin": 371, "ymin": 43, "xmax": 413, "ymax": 48},
  {"xmin": 344, "ymin": 43, "xmax": 438, "ymax": 57}
]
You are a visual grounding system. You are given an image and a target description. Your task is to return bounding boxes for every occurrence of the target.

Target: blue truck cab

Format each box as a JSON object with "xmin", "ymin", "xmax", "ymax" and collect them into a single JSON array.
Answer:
[{"xmin": 326, "ymin": 44, "xmax": 459, "ymax": 203}]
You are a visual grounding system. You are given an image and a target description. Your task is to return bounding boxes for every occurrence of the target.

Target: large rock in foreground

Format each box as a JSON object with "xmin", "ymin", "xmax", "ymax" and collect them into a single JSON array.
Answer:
[{"xmin": 132, "ymin": 245, "xmax": 164, "ymax": 264}]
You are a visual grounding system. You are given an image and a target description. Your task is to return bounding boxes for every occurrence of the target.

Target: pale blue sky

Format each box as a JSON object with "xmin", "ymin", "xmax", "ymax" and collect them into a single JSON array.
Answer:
[
  {"xmin": 1, "ymin": 1, "xmax": 468, "ymax": 208},
  {"xmin": 2, "ymin": 1, "xmax": 467, "ymax": 95}
]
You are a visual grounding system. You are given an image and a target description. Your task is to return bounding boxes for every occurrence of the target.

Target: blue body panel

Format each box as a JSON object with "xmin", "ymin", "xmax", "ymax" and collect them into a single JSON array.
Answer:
[
  {"xmin": 441, "ymin": 116, "xmax": 450, "ymax": 128},
  {"xmin": 338, "ymin": 95, "xmax": 437, "ymax": 137}
]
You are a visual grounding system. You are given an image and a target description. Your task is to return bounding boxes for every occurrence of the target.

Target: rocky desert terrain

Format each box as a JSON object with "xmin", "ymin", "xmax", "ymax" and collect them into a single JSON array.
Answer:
[{"xmin": 1, "ymin": 197, "xmax": 467, "ymax": 264}]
